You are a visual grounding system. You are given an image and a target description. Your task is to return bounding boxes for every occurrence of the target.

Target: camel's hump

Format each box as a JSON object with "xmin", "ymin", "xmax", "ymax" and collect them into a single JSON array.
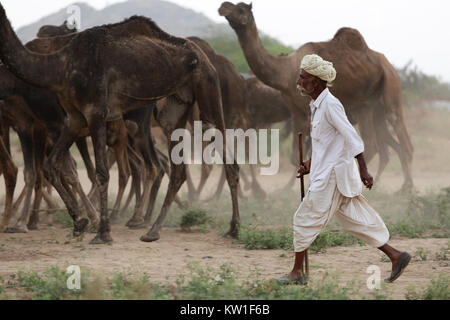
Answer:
[{"xmin": 332, "ymin": 27, "xmax": 368, "ymax": 51}]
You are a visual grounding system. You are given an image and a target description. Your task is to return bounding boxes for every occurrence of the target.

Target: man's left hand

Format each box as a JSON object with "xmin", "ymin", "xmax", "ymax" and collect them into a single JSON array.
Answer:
[{"xmin": 360, "ymin": 168, "xmax": 373, "ymax": 190}]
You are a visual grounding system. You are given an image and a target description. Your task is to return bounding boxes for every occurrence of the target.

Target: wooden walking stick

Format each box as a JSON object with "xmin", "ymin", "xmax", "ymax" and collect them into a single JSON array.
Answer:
[{"xmin": 298, "ymin": 132, "xmax": 310, "ymax": 279}]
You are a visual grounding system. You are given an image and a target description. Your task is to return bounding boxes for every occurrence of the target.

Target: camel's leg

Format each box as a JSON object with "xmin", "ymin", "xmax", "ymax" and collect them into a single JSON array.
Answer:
[
  {"xmin": 118, "ymin": 182, "xmax": 135, "ymax": 218},
  {"xmin": 140, "ymin": 153, "xmax": 186, "ymax": 242},
  {"xmin": 64, "ymin": 155, "xmax": 100, "ymax": 232},
  {"xmin": 382, "ymin": 80, "xmax": 414, "ymax": 192},
  {"xmin": 140, "ymin": 104, "xmax": 191, "ymax": 242},
  {"xmin": 12, "ymin": 185, "xmax": 26, "ymax": 213},
  {"xmin": 143, "ymin": 167, "xmax": 164, "ymax": 223},
  {"xmin": 144, "ymin": 147, "xmax": 186, "ymax": 221},
  {"xmin": 0, "ymin": 137, "xmax": 18, "ymax": 232},
  {"xmin": 355, "ymin": 105, "xmax": 378, "ymax": 164},
  {"xmin": 117, "ymin": 147, "xmax": 142, "ymax": 220},
  {"xmin": 193, "ymin": 66, "xmax": 240, "ymax": 238},
  {"xmin": 107, "ymin": 119, "xmax": 131, "ymax": 224},
  {"xmin": 75, "ymin": 137, "xmax": 97, "ymax": 200},
  {"xmin": 27, "ymin": 125, "xmax": 47, "ymax": 230},
  {"xmin": 116, "ymin": 145, "xmax": 142, "ymax": 220},
  {"xmin": 185, "ymin": 165, "xmax": 197, "ymax": 201},
  {"xmin": 0, "ymin": 121, "xmax": 11, "ymax": 154},
  {"xmin": 5, "ymin": 133, "xmax": 36, "ymax": 233},
  {"xmin": 88, "ymin": 112, "xmax": 113, "ymax": 245},
  {"xmin": 42, "ymin": 182, "xmax": 58, "ymax": 210},
  {"xmin": 89, "ymin": 148, "xmax": 115, "ymax": 206},
  {"xmin": 125, "ymin": 145, "xmax": 152, "ymax": 228},
  {"xmin": 43, "ymin": 121, "xmax": 89, "ymax": 237}
]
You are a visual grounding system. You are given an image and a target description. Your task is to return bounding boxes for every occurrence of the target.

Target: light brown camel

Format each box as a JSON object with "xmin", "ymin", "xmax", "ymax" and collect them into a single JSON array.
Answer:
[
  {"xmin": 219, "ymin": 2, "xmax": 414, "ymax": 192},
  {"xmin": 0, "ymin": 8, "xmax": 240, "ymax": 243}
]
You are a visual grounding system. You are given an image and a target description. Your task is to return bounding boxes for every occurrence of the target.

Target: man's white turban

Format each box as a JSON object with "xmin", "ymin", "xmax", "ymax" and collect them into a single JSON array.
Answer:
[{"xmin": 300, "ymin": 54, "xmax": 336, "ymax": 84}]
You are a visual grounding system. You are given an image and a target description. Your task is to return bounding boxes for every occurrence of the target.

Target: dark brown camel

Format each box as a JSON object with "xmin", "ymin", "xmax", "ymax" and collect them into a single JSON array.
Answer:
[
  {"xmin": 0, "ymin": 64, "xmax": 100, "ymax": 233},
  {"xmin": 0, "ymin": 8, "xmax": 240, "ymax": 243},
  {"xmin": 0, "ymin": 23, "xmax": 100, "ymax": 233},
  {"xmin": 176, "ymin": 36, "xmax": 252, "ymax": 202},
  {"xmin": 219, "ymin": 2, "xmax": 414, "ymax": 192},
  {"xmin": 37, "ymin": 21, "xmax": 75, "ymax": 38},
  {"xmin": 207, "ymin": 75, "xmax": 292, "ymax": 200}
]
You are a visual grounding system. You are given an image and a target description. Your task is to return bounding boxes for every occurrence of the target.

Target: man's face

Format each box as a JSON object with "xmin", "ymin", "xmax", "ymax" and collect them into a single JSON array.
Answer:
[{"xmin": 297, "ymin": 69, "xmax": 317, "ymax": 97}]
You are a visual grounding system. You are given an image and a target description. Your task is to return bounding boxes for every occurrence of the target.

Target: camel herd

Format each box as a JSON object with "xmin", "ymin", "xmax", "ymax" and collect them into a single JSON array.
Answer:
[{"xmin": 0, "ymin": 2, "xmax": 413, "ymax": 245}]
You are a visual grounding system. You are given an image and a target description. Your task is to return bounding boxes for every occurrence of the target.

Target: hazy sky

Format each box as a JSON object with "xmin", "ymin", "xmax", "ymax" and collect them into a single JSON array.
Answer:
[{"xmin": 2, "ymin": 0, "xmax": 449, "ymax": 81}]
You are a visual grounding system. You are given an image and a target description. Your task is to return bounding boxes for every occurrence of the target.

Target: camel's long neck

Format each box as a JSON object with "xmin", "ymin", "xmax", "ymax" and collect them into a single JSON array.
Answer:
[
  {"xmin": 235, "ymin": 21, "xmax": 293, "ymax": 91},
  {"xmin": 0, "ymin": 8, "xmax": 63, "ymax": 90}
]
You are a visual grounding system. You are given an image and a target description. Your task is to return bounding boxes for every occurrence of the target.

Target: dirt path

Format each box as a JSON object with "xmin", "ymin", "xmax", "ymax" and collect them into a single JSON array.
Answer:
[{"xmin": 0, "ymin": 224, "xmax": 448, "ymax": 299}]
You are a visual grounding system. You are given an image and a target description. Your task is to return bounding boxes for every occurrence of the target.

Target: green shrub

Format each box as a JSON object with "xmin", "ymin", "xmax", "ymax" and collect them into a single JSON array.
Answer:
[
  {"xmin": 414, "ymin": 248, "xmax": 428, "ymax": 261},
  {"xmin": 406, "ymin": 274, "xmax": 450, "ymax": 300},
  {"xmin": 238, "ymin": 226, "xmax": 293, "ymax": 250},
  {"xmin": 179, "ymin": 208, "xmax": 211, "ymax": 231},
  {"xmin": 16, "ymin": 266, "xmax": 84, "ymax": 300},
  {"xmin": 53, "ymin": 210, "xmax": 74, "ymax": 229},
  {"xmin": 238, "ymin": 226, "xmax": 363, "ymax": 252}
]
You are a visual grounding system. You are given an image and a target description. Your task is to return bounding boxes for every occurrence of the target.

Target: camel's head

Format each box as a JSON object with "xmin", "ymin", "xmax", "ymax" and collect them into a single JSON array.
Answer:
[
  {"xmin": 37, "ymin": 21, "xmax": 77, "ymax": 38},
  {"xmin": 219, "ymin": 2, "xmax": 254, "ymax": 30}
]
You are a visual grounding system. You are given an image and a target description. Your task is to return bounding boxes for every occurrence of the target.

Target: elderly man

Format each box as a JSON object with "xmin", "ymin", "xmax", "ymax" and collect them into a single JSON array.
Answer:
[{"xmin": 277, "ymin": 54, "xmax": 411, "ymax": 285}]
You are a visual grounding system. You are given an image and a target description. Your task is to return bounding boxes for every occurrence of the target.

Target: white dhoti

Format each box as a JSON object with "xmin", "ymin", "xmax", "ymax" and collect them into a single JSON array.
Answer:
[{"xmin": 293, "ymin": 170, "xmax": 390, "ymax": 252}]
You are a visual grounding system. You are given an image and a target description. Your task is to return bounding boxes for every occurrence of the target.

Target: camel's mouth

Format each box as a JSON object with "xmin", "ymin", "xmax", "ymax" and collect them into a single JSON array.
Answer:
[{"xmin": 218, "ymin": 2, "xmax": 235, "ymax": 17}]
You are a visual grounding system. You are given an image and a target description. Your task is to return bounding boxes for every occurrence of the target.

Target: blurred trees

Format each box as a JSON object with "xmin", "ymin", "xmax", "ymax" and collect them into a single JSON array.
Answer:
[{"xmin": 398, "ymin": 60, "xmax": 450, "ymax": 106}]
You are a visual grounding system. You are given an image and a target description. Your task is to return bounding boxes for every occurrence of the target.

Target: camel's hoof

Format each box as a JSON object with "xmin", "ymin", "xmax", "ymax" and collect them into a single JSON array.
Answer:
[
  {"xmin": 140, "ymin": 231, "xmax": 160, "ymax": 242},
  {"xmin": 73, "ymin": 218, "xmax": 89, "ymax": 237},
  {"xmin": 4, "ymin": 225, "xmax": 28, "ymax": 233},
  {"xmin": 89, "ymin": 233, "xmax": 113, "ymax": 245},
  {"xmin": 126, "ymin": 217, "xmax": 145, "ymax": 228}
]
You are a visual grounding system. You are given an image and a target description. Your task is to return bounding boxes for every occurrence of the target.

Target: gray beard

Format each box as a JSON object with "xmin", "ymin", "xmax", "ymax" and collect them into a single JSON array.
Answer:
[{"xmin": 297, "ymin": 84, "xmax": 310, "ymax": 97}]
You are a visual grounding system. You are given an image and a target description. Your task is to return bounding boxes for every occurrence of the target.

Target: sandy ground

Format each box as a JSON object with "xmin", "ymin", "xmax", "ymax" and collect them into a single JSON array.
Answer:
[{"xmin": 0, "ymin": 224, "xmax": 448, "ymax": 299}]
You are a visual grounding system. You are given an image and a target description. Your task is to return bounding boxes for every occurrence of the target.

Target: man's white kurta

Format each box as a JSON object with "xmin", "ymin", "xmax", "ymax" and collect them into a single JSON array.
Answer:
[
  {"xmin": 309, "ymin": 88, "xmax": 364, "ymax": 197},
  {"xmin": 293, "ymin": 88, "xmax": 390, "ymax": 252}
]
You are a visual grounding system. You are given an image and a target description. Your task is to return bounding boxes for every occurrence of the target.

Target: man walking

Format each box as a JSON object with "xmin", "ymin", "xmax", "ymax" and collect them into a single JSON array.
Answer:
[{"xmin": 277, "ymin": 54, "xmax": 411, "ymax": 285}]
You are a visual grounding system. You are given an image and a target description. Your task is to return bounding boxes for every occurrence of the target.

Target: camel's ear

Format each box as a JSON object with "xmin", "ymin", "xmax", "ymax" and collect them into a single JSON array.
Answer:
[{"xmin": 249, "ymin": 2, "xmax": 253, "ymax": 10}]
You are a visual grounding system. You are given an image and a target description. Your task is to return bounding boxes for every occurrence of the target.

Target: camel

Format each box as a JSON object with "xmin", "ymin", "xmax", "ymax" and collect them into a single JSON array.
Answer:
[
  {"xmin": 179, "ymin": 36, "xmax": 254, "ymax": 201},
  {"xmin": 0, "ymin": 64, "xmax": 100, "ymax": 233},
  {"xmin": 182, "ymin": 37, "xmax": 290, "ymax": 202},
  {"xmin": 37, "ymin": 21, "xmax": 75, "ymax": 38},
  {"xmin": 0, "ymin": 23, "xmax": 103, "ymax": 233},
  {"xmin": 0, "ymin": 8, "xmax": 240, "ymax": 243},
  {"xmin": 219, "ymin": 2, "xmax": 414, "ymax": 192},
  {"xmin": 206, "ymin": 75, "xmax": 291, "ymax": 200}
]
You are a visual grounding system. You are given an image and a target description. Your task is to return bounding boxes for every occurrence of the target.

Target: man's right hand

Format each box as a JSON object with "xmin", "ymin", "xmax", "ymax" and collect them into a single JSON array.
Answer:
[{"xmin": 296, "ymin": 159, "xmax": 311, "ymax": 178}]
